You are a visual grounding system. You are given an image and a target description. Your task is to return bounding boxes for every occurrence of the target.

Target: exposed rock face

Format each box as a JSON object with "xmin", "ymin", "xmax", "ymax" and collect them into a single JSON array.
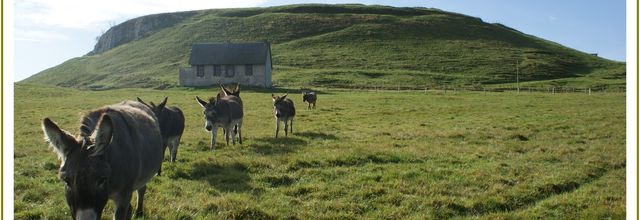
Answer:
[{"xmin": 89, "ymin": 11, "xmax": 197, "ymax": 55}]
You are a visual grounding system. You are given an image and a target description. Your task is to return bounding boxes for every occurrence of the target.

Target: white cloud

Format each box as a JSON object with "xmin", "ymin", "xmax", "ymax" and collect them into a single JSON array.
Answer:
[
  {"xmin": 547, "ymin": 15, "xmax": 557, "ymax": 22},
  {"xmin": 15, "ymin": 0, "xmax": 268, "ymax": 30},
  {"xmin": 14, "ymin": 0, "xmax": 268, "ymax": 43},
  {"xmin": 15, "ymin": 29, "xmax": 70, "ymax": 42}
]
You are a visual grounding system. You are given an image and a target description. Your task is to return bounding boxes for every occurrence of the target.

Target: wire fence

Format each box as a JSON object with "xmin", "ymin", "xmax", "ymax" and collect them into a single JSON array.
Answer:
[{"xmin": 322, "ymin": 84, "xmax": 627, "ymax": 94}]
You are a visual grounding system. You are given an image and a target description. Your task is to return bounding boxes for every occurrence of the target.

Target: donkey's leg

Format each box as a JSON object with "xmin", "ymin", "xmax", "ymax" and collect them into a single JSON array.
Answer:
[
  {"xmin": 290, "ymin": 118, "xmax": 294, "ymax": 134},
  {"xmin": 225, "ymin": 124, "xmax": 235, "ymax": 146},
  {"xmin": 170, "ymin": 136, "xmax": 180, "ymax": 162},
  {"xmin": 157, "ymin": 145, "xmax": 165, "ymax": 176},
  {"xmin": 225, "ymin": 127, "xmax": 230, "ymax": 146},
  {"xmin": 275, "ymin": 118, "xmax": 280, "ymax": 138},
  {"xmin": 113, "ymin": 191, "xmax": 133, "ymax": 220},
  {"xmin": 168, "ymin": 140, "xmax": 176, "ymax": 162},
  {"xmin": 162, "ymin": 142, "xmax": 168, "ymax": 161},
  {"xmin": 284, "ymin": 120, "xmax": 289, "ymax": 137},
  {"xmin": 229, "ymin": 125, "xmax": 236, "ymax": 145},
  {"xmin": 210, "ymin": 128, "xmax": 218, "ymax": 150},
  {"xmin": 135, "ymin": 185, "xmax": 146, "ymax": 217},
  {"xmin": 157, "ymin": 139, "xmax": 169, "ymax": 175},
  {"xmin": 237, "ymin": 121, "xmax": 243, "ymax": 144},
  {"xmin": 234, "ymin": 125, "xmax": 238, "ymax": 136}
]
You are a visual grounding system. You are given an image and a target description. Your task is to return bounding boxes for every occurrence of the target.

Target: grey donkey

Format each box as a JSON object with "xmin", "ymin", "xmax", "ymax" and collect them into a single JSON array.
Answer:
[
  {"xmin": 302, "ymin": 91, "xmax": 317, "ymax": 109},
  {"xmin": 42, "ymin": 101, "xmax": 163, "ymax": 219},
  {"xmin": 136, "ymin": 96, "xmax": 184, "ymax": 177},
  {"xmin": 272, "ymin": 93, "xmax": 296, "ymax": 138},
  {"xmin": 196, "ymin": 93, "xmax": 244, "ymax": 148}
]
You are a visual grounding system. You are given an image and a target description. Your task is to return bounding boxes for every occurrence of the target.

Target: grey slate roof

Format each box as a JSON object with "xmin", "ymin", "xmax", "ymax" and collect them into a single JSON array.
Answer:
[{"xmin": 189, "ymin": 42, "xmax": 270, "ymax": 65}]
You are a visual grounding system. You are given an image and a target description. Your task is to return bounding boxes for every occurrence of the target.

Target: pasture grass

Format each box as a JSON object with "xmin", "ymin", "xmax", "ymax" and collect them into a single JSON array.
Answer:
[{"xmin": 14, "ymin": 84, "xmax": 625, "ymax": 219}]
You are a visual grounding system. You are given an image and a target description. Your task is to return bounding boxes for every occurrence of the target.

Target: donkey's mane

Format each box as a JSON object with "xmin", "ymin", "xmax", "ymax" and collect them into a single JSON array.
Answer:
[
  {"xmin": 208, "ymin": 97, "xmax": 216, "ymax": 104},
  {"xmin": 79, "ymin": 108, "xmax": 108, "ymax": 138}
]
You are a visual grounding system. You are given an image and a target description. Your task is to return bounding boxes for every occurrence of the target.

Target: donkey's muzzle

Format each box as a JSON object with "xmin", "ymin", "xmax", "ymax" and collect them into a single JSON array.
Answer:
[
  {"xmin": 75, "ymin": 209, "xmax": 99, "ymax": 220},
  {"xmin": 205, "ymin": 125, "xmax": 212, "ymax": 131}
]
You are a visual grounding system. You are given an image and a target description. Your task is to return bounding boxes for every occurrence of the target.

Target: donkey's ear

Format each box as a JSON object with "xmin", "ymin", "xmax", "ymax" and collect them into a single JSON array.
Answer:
[
  {"xmin": 136, "ymin": 97, "xmax": 150, "ymax": 108},
  {"xmin": 281, "ymin": 93, "xmax": 288, "ymax": 99},
  {"xmin": 196, "ymin": 96, "xmax": 208, "ymax": 108},
  {"xmin": 220, "ymin": 85, "xmax": 229, "ymax": 96},
  {"xmin": 271, "ymin": 94, "xmax": 277, "ymax": 101},
  {"xmin": 235, "ymin": 83, "xmax": 240, "ymax": 93},
  {"xmin": 42, "ymin": 118, "xmax": 77, "ymax": 161},
  {"xmin": 157, "ymin": 97, "xmax": 168, "ymax": 109},
  {"xmin": 90, "ymin": 115, "xmax": 113, "ymax": 157}
]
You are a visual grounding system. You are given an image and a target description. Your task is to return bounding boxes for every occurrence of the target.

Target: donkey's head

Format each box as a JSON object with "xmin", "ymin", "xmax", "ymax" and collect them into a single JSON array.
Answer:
[
  {"xmin": 272, "ymin": 93, "xmax": 289, "ymax": 118},
  {"xmin": 196, "ymin": 96, "xmax": 220, "ymax": 131},
  {"xmin": 136, "ymin": 97, "xmax": 167, "ymax": 117},
  {"xmin": 220, "ymin": 83, "xmax": 241, "ymax": 97},
  {"xmin": 42, "ymin": 116, "xmax": 114, "ymax": 220}
]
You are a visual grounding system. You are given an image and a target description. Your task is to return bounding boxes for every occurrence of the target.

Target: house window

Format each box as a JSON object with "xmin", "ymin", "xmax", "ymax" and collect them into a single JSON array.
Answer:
[
  {"xmin": 213, "ymin": 65, "xmax": 221, "ymax": 76},
  {"xmin": 245, "ymin": 65, "xmax": 253, "ymax": 76},
  {"xmin": 196, "ymin": 66, "xmax": 204, "ymax": 77},
  {"xmin": 224, "ymin": 65, "xmax": 235, "ymax": 77}
]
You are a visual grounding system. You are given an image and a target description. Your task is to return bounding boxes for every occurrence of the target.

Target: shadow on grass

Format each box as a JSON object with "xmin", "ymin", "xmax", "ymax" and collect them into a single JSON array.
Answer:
[
  {"xmin": 295, "ymin": 131, "xmax": 338, "ymax": 140},
  {"xmin": 250, "ymin": 137, "xmax": 308, "ymax": 155},
  {"xmin": 193, "ymin": 139, "xmax": 233, "ymax": 152},
  {"xmin": 187, "ymin": 161, "xmax": 255, "ymax": 193},
  {"xmin": 319, "ymin": 107, "xmax": 345, "ymax": 112}
]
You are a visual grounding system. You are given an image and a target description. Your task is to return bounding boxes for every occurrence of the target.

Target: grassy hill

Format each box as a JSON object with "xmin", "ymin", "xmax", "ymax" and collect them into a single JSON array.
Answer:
[{"xmin": 21, "ymin": 4, "xmax": 625, "ymax": 90}]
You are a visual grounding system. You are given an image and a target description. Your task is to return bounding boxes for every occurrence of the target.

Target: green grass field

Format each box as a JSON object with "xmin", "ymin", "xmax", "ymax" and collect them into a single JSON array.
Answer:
[{"xmin": 14, "ymin": 84, "xmax": 625, "ymax": 219}]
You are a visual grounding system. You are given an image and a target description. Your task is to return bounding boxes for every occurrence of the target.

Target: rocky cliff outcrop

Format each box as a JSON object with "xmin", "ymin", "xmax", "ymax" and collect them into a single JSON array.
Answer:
[{"xmin": 89, "ymin": 11, "xmax": 197, "ymax": 55}]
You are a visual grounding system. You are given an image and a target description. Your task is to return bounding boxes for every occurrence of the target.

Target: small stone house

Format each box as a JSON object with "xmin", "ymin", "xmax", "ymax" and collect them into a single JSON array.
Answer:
[{"xmin": 179, "ymin": 42, "xmax": 272, "ymax": 87}]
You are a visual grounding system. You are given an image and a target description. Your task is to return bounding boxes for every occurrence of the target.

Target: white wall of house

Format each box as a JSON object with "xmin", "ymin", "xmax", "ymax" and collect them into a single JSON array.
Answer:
[
  {"xmin": 265, "ymin": 54, "xmax": 272, "ymax": 87},
  {"xmin": 180, "ymin": 64, "xmax": 268, "ymax": 87}
]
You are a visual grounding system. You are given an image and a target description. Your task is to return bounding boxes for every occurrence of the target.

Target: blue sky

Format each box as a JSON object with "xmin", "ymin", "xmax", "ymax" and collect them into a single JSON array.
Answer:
[{"xmin": 12, "ymin": 0, "xmax": 627, "ymax": 81}]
